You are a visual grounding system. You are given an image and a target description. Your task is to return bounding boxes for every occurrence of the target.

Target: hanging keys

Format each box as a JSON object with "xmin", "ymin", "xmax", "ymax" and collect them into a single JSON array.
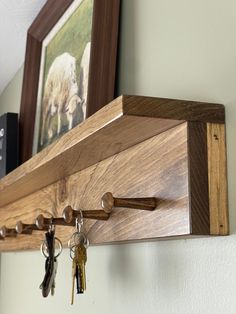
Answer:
[
  {"xmin": 68, "ymin": 210, "xmax": 89, "ymax": 305},
  {"xmin": 77, "ymin": 241, "xmax": 87, "ymax": 292},
  {"xmin": 40, "ymin": 224, "xmax": 62, "ymax": 297}
]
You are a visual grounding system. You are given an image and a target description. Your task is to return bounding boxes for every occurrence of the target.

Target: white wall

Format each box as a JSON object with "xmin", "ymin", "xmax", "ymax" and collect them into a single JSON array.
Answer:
[
  {"xmin": 0, "ymin": 0, "xmax": 236, "ymax": 313},
  {"xmin": 0, "ymin": 66, "xmax": 23, "ymax": 113}
]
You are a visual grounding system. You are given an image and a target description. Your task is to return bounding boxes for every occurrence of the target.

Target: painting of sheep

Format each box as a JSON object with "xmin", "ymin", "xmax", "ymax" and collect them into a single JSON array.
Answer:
[{"xmin": 36, "ymin": 0, "xmax": 93, "ymax": 152}]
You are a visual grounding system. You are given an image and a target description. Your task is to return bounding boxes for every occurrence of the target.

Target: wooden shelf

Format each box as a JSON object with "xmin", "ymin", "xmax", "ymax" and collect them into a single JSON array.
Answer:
[{"xmin": 0, "ymin": 95, "xmax": 228, "ymax": 251}]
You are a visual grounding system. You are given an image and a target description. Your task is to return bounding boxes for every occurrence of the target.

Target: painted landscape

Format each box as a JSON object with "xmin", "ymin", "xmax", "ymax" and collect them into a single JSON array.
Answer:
[{"xmin": 38, "ymin": 0, "xmax": 93, "ymax": 151}]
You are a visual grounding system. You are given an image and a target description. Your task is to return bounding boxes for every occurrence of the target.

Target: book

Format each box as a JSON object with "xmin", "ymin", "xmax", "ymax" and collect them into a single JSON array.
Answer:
[{"xmin": 0, "ymin": 113, "xmax": 18, "ymax": 179}]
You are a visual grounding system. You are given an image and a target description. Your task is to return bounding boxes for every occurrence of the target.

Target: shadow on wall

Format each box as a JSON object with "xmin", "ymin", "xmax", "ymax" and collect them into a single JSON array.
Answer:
[
  {"xmin": 116, "ymin": 0, "xmax": 137, "ymax": 96},
  {"xmin": 225, "ymin": 101, "xmax": 236, "ymax": 234},
  {"xmin": 108, "ymin": 242, "xmax": 184, "ymax": 298}
]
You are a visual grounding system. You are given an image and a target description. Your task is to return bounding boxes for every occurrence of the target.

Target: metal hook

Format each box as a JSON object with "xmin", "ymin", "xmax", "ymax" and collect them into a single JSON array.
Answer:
[
  {"xmin": 62, "ymin": 206, "xmax": 110, "ymax": 224},
  {"xmin": 49, "ymin": 221, "xmax": 55, "ymax": 233},
  {"xmin": 35, "ymin": 214, "xmax": 74, "ymax": 229},
  {"xmin": 75, "ymin": 210, "xmax": 83, "ymax": 233},
  {"xmin": 15, "ymin": 221, "xmax": 48, "ymax": 234},
  {"xmin": 68, "ymin": 210, "xmax": 89, "ymax": 253},
  {"xmin": 101, "ymin": 192, "xmax": 158, "ymax": 213}
]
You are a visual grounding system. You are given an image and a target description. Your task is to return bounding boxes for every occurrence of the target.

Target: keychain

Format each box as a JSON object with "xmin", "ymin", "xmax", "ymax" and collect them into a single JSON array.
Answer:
[
  {"xmin": 40, "ymin": 223, "xmax": 62, "ymax": 297},
  {"xmin": 68, "ymin": 210, "xmax": 89, "ymax": 305}
]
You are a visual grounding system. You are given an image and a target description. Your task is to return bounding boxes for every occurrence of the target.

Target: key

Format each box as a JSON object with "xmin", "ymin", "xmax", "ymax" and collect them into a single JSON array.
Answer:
[
  {"xmin": 71, "ymin": 243, "xmax": 87, "ymax": 304},
  {"xmin": 42, "ymin": 257, "xmax": 57, "ymax": 297},
  {"xmin": 39, "ymin": 257, "xmax": 49, "ymax": 290},
  {"xmin": 71, "ymin": 246, "xmax": 82, "ymax": 305},
  {"xmin": 51, "ymin": 258, "xmax": 58, "ymax": 296},
  {"xmin": 75, "ymin": 263, "xmax": 81, "ymax": 294},
  {"xmin": 71, "ymin": 254, "xmax": 77, "ymax": 305},
  {"xmin": 40, "ymin": 257, "xmax": 57, "ymax": 295},
  {"xmin": 77, "ymin": 243, "xmax": 87, "ymax": 293},
  {"xmin": 40, "ymin": 230, "xmax": 58, "ymax": 297}
]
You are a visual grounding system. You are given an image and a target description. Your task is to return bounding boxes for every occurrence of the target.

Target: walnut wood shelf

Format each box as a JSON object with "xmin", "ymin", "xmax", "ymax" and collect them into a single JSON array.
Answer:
[{"xmin": 0, "ymin": 95, "xmax": 228, "ymax": 251}]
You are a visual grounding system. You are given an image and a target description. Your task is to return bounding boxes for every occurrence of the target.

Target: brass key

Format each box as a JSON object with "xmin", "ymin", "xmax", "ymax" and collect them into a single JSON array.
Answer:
[
  {"xmin": 69, "ymin": 210, "xmax": 89, "ymax": 305},
  {"xmin": 71, "ymin": 249, "xmax": 79, "ymax": 305},
  {"xmin": 71, "ymin": 243, "xmax": 87, "ymax": 304},
  {"xmin": 77, "ymin": 243, "xmax": 87, "ymax": 292}
]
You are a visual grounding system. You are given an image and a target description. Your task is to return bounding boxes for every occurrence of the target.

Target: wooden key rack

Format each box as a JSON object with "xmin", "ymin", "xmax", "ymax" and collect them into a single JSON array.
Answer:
[{"xmin": 0, "ymin": 95, "xmax": 229, "ymax": 251}]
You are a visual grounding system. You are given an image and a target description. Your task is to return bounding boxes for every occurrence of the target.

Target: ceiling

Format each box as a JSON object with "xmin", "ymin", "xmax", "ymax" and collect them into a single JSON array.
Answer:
[{"xmin": 0, "ymin": 0, "xmax": 47, "ymax": 95}]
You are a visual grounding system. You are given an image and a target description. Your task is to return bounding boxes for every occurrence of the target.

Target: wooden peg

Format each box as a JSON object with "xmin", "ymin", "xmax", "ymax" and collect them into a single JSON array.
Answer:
[
  {"xmin": 101, "ymin": 192, "xmax": 158, "ymax": 213},
  {"xmin": 35, "ymin": 214, "xmax": 75, "ymax": 230},
  {"xmin": 15, "ymin": 221, "xmax": 48, "ymax": 234},
  {"xmin": 63, "ymin": 205, "xmax": 110, "ymax": 223},
  {"xmin": 0, "ymin": 226, "xmax": 18, "ymax": 238}
]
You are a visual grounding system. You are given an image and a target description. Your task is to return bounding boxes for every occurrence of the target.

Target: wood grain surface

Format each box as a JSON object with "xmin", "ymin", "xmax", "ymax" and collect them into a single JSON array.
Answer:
[
  {"xmin": 1, "ymin": 95, "xmax": 225, "ymax": 208},
  {"xmin": 207, "ymin": 123, "xmax": 229, "ymax": 235},
  {"xmin": 0, "ymin": 123, "xmax": 189, "ymax": 251},
  {"xmin": 0, "ymin": 96, "xmax": 184, "ymax": 208},
  {"xmin": 123, "ymin": 95, "xmax": 225, "ymax": 123},
  {"xmin": 0, "ymin": 96, "xmax": 228, "ymax": 251},
  {"xmin": 187, "ymin": 122, "xmax": 210, "ymax": 235}
]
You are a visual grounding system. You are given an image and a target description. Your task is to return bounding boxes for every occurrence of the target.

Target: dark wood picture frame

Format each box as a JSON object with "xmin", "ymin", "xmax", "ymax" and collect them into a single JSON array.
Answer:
[{"xmin": 19, "ymin": 0, "xmax": 120, "ymax": 163}]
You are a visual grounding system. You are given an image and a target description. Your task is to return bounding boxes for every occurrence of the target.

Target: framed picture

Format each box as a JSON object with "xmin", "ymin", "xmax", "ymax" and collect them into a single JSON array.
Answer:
[{"xmin": 19, "ymin": 0, "xmax": 120, "ymax": 163}]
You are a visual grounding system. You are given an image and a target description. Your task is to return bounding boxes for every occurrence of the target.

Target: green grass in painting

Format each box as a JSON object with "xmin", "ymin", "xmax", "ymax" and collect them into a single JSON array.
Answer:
[{"xmin": 43, "ymin": 0, "xmax": 93, "ymax": 85}]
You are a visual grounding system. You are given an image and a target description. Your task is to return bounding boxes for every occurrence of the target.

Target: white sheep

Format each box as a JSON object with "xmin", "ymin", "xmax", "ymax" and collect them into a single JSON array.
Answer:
[{"xmin": 40, "ymin": 52, "xmax": 82, "ymax": 146}]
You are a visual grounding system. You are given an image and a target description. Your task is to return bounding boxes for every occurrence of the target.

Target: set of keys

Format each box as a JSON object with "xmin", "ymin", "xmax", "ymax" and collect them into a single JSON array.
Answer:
[
  {"xmin": 39, "ymin": 211, "xmax": 89, "ymax": 305},
  {"xmin": 69, "ymin": 214, "xmax": 89, "ymax": 305},
  {"xmin": 40, "ymin": 225, "xmax": 62, "ymax": 297}
]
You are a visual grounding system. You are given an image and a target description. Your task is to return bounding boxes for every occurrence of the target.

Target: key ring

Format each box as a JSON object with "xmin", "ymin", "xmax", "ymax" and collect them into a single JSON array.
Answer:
[
  {"xmin": 68, "ymin": 209, "xmax": 89, "ymax": 259},
  {"xmin": 40, "ymin": 220, "xmax": 62, "ymax": 258},
  {"xmin": 68, "ymin": 231, "xmax": 89, "ymax": 250},
  {"xmin": 75, "ymin": 210, "xmax": 83, "ymax": 233},
  {"xmin": 41, "ymin": 237, "xmax": 63, "ymax": 259},
  {"xmin": 68, "ymin": 232, "xmax": 89, "ymax": 259}
]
